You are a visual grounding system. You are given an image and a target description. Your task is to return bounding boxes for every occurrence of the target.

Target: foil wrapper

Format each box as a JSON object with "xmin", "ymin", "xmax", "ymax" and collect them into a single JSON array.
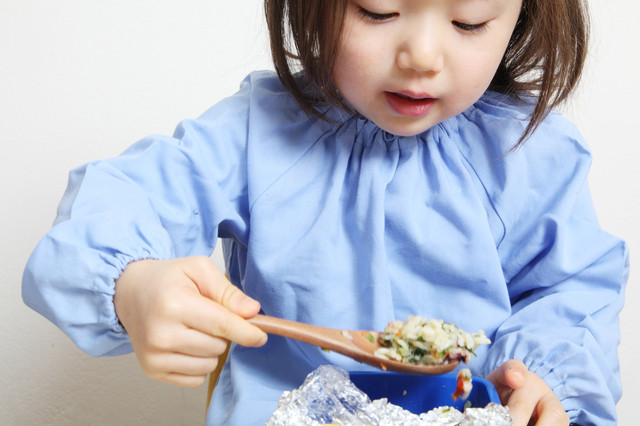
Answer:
[{"xmin": 266, "ymin": 365, "xmax": 512, "ymax": 426}]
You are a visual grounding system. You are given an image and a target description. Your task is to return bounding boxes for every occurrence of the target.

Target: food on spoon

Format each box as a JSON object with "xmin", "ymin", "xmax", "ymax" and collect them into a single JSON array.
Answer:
[{"xmin": 373, "ymin": 316, "xmax": 490, "ymax": 365}]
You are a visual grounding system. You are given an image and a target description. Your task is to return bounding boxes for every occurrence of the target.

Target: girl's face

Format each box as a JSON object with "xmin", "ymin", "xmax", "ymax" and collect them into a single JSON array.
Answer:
[{"xmin": 333, "ymin": 0, "xmax": 523, "ymax": 136}]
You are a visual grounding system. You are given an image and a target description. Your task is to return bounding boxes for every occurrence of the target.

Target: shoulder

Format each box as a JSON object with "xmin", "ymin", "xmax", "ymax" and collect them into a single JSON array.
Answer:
[
  {"xmin": 190, "ymin": 70, "xmax": 322, "ymax": 137},
  {"xmin": 169, "ymin": 70, "xmax": 319, "ymax": 159},
  {"xmin": 447, "ymin": 91, "xmax": 594, "ymax": 236},
  {"xmin": 453, "ymin": 91, "xmax": 589, "ymax": 162},
  {"xmin": 193, "ymin": 70, "xmax": 295, "ymax": 124},
  {"xmin": 450, "ymin": 91, "xmax": 592, "ymax": 190},
  {"xmin": 193, "ymin": 71, "xmax": 343, "ymax": 207}
]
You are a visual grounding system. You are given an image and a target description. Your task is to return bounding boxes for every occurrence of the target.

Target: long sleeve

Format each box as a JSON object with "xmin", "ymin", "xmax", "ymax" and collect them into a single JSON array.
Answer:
[
  {"xmin": 456, "ymin": 97, "xmax": 629, "ymax": 425},
  {"xmin": 22, "ymin": 77, "xmax": 255, "ymax": 357},
  {"xmin": 488, "ymin": 182, "xmax": 627, "ymax": 424},
  {"xmin": 22, "ymin": 71, "xmax": 628, "ymax": 424}
]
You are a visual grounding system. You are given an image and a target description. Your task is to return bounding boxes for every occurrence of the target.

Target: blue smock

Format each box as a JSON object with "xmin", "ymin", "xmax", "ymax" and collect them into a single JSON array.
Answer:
[{"xmin": 23, "ymin": 71, "xmax": 628, "ymax": 425}]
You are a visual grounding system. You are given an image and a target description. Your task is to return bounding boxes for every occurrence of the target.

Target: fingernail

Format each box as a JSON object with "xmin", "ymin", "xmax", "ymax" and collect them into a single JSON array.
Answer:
[
  {"xmin": 241, "ymin": 295, "xmax": 256, "ymax": 304},
  {"xmin": 240, "ymin": 295, "xmax": 259, "ymax": 309},
  {"xmin": 509, "ymin": 368, "xmax": 525, "ymax": 384},
  {"xmin": 258, "ymin": 332, "xmax": 268, "ymax": 346}
]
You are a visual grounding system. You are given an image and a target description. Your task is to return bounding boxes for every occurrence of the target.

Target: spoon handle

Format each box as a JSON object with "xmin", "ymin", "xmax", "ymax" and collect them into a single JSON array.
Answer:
[
  {"xmin": 248, "ymin": 314, "xmax": 359, "ymax": 353},
  {"xmin": 247, "ymin": 314, "xmax": 459, "ymax": 375}
]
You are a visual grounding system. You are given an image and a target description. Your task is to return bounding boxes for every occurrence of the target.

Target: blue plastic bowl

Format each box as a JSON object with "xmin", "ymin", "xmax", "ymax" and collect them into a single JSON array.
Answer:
[{"xmin": 348, "ymin": 371, "xmax": 500, "ymax": 414}]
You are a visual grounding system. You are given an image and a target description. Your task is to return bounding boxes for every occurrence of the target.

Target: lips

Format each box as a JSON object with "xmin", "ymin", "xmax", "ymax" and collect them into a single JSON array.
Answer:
[{"xmin": 385, "ymin": 91, "xmax": 435, "ymax": 117}]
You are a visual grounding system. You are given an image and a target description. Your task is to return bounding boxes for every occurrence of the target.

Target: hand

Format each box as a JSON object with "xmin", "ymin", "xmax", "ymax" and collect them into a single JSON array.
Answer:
[
  {"xmin": 114, "ymin": 256, "xmax": 267, "ymax": 387},
  {"xmin": 486, "ymin": 359, "xmax": 569, "ymax": 426}
]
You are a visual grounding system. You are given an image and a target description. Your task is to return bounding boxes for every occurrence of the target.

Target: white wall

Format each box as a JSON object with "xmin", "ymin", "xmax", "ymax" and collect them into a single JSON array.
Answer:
[{"xmin": 1, "ymin": 1, "xmax": 637, "ymax": 424}]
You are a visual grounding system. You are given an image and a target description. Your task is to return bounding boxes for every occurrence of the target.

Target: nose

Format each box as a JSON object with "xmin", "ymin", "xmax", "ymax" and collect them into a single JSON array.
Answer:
[{"xmin": 396, "ymin": 24, "xmax": 444, "ymax": 74}]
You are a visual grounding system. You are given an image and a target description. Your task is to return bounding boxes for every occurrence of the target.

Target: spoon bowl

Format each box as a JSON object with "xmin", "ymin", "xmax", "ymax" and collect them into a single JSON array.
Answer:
[{"xmin": 248, "ymin": 314, "xmax": 458, "ymax": 375}]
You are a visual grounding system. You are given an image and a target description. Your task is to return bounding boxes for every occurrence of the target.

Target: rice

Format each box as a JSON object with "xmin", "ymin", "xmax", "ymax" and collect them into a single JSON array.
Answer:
[{"xmin": 373, "ymin": 316, "xmax": 490, "ymax": 365}]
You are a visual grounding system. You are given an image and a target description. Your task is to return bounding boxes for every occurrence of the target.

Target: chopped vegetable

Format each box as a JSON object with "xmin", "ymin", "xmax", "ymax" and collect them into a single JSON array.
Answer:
[{"xmin": 373, "ymin": 316, "xmax": 490, "ymax": 365}]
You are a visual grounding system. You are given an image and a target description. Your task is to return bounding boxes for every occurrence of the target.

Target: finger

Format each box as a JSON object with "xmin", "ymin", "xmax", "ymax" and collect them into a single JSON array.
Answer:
[
  {"xmin": 160, "ymin": 372, "xmax": 210, "ymax": 388},
  {"xmin": 145, "ymin": 351, "xmax": 220, "ymax": 379},
  {"xmin": 486, "ymin": 359, "xmax": 527, "ymax": 403},
  {"xmin": 505, "ymin": 387, "xmax": 541, "ymax": 426},
  {"xmin": 180, "ymin": 287, "xmax": 267, "ymax": 347},
  {"xmin": 177, "ymin": 329, "xmax": 229, "ymax": 357},
  {"xmin": 183, "ymin": 256, "xmax": 261, "ymax": 317},
  {"xmin": 533, "ymin": 392, "xmax": 570, "ymax": 425},
  {"xmin": 146, "ymin": 326, "xmax": 230, "ymax": 358},
  {"xmin": 504, "ymin": 372, "xmax": 555, "ymax": 426}
]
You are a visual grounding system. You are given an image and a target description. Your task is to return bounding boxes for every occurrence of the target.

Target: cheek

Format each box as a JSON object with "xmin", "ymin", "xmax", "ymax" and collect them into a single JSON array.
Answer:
[
  {"xmin": 336, "ymin": 44, "xmax": 367, "ymax": 73},
  {"xmin": 334, "ymin": 28, "xmax": 388, "ymax": 90},
  {"xmin": 445, "ymin": 52, "xmax": 503, "ymax": 113},
  {"xmin": 456, "ymin": 47, "xmax": 505, "ymax": 92},
  {"xmin": 332, "ymin": 59, "xmax": 356, "ymax": 102},
  {"xmin": 333, "ymin": 48, "xmax": 371, "ymax": 100}
]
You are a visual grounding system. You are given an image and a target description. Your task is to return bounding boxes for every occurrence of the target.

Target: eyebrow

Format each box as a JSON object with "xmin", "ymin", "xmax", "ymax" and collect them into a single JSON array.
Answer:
[
  {"xmin": 458, "ymin": 0, "xmax": 508, "ymax": 3},
  {"xmin": 456, "ymin": 0, "xmax": 512, "ymax": 8}
]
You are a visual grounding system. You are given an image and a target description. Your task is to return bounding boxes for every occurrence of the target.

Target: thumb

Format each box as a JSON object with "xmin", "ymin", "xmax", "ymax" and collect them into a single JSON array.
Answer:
[
  {"xmin": 185, "ymin": 256, "xmax": 261, "ymax": 318},
  {"xmin": 486, "ymin": 359, "xmax": 527, "ymax": 403}
]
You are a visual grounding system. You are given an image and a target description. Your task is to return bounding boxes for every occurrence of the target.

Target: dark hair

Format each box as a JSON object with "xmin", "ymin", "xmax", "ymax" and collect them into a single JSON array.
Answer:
[
  {"xmin": 265, "ymin": 0, "xmax": 589, "ymax": 147},
  {"xmin": 265, "ymin": 0, "xmax": 347, "ymax": 113},
  {"xmin": 491, "ymin": 0, "xmax": 589, "ymax": 146}
]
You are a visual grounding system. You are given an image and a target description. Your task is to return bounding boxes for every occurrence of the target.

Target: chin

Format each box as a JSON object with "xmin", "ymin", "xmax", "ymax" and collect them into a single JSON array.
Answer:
[{"xmin": 376, "ymin": 120, "xmax": 436, "ymax": 137}]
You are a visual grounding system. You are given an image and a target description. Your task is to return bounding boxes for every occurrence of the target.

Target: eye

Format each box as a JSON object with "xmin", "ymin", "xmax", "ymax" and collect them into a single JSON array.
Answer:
[
  {"xmin": 452, "ymin": 20, "xmax": 488, "ymax": 33},
  {"xmin": 357, "ymin": 6, "xmax": 398, "ymax": 23}
]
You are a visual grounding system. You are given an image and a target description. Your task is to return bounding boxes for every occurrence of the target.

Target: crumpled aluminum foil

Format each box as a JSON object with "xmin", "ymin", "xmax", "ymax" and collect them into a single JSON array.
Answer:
[{"xmin": 266, "ymin": 365, "xmax": 512, "ymax": 426}]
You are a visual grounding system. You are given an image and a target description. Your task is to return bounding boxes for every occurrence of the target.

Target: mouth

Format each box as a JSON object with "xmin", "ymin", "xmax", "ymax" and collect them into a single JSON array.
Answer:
[{"xmin": 384, "ymin": 91, "xmax": 435, "ymax": 117}]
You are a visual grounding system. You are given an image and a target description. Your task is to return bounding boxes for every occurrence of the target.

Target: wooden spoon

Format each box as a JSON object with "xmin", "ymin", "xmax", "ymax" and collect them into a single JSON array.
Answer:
[{"xmin": 248, "ymin": 314, "xmax": 458, "ymax": 375}]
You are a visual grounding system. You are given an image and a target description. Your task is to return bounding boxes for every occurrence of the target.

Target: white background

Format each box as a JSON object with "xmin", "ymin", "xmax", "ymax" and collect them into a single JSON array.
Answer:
[{"xmin": 1, "ymin": 1, "xmax": 637, "ymax": 424}]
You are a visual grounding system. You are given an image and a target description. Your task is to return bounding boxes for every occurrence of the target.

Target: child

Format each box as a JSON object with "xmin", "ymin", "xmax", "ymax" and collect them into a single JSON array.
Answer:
[{"xmin": 22, "ymin": 0, "xmax": 628, "ymax": 425}]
